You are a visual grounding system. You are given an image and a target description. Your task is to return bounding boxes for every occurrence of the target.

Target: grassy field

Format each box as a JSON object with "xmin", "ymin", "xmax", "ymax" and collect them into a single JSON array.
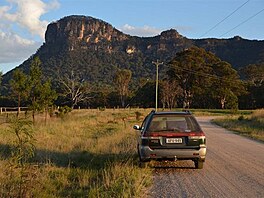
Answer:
[
  {"xmin": 213, "ymin": 109, "xmax": 264, "ymax": 142},
  {"xmin": 189, "ymin": 109, "xmax": 252, "ymax": 116},
  {"xmin": 0, "ymin": 107, "xmax": 261, "ymax": 197},
  {"xmin": 0, "ymin": 108, "xmax": 152, "ymax": 197}
]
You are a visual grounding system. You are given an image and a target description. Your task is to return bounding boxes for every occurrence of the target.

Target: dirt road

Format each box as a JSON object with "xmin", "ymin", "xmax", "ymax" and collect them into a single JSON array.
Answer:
[{"xmin": 148, "ymin": 117, "xmax": 264, "ymax": 198}]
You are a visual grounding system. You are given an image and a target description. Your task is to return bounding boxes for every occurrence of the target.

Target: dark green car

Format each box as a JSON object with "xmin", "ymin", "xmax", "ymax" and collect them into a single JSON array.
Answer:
[{"xmin": 133, "ymin": 110, "xmax": 206, "ymax": 169}]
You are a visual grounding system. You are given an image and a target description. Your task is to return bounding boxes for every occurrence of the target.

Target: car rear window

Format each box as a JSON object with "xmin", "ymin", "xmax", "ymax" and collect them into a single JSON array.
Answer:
[{"xmin": 147, "ymin": 115, "xmax": 201, "ymax": 132}]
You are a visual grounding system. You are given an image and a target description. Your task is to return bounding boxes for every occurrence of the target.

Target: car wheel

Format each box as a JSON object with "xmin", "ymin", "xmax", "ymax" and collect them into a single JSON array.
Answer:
[
  {"xmin": 137, "ymin": 145, "xmax": 149, "ymax": 168},
  {"xmin": 194, "ymin": 160, "xmax": 204, "ymax": 169},
  {"xmin": 139, "ymin": 161, "xmax": 149, "ymax": 168}
]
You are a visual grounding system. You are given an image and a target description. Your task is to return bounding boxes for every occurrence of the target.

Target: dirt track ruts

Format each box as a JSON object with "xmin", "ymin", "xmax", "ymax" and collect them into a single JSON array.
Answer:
[{"xmin": 148, "ymin": 117, "xmax": 264, "ymax": 198}]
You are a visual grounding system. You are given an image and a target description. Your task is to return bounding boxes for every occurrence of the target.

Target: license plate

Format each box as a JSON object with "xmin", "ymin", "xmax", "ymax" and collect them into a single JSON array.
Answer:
[{"xmin": 166, "ymin": 138, "xmax": 182, "ymax": 144}]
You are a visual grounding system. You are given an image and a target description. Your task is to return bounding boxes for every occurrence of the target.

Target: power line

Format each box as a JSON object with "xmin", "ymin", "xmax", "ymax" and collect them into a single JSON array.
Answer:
[
  {"xmin": 169, "ymin": 64, "xmax": 239, "ymax": 83},
  {"xmin": 200, "ymin": 0, "xmax": 250, "ymax": 38},
  {"xmin": 174, "ymin": 66, "xmax": 220, "ymax": 80},
  {"xmin": 220, "ymin": 7, "xmax": 264, "ymax": 37}
]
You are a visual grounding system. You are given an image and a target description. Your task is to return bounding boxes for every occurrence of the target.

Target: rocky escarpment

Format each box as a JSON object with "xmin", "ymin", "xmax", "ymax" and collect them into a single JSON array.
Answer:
[
  {"xmin": 43, "ymin": 15, "xmax": 191, "ymax": 55},
  {"xmin": 44, "ymin": 15, "xmax": 130, "ymax": 53}
]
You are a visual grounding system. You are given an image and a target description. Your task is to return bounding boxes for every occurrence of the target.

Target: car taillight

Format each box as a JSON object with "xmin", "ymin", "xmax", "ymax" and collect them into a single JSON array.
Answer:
[
  {"xmin": 188, "ymin": 132, "xmax": 205, "ymax": 139},
  {"xmin": 188, "ymin": 135, "xmax": 206, "ymax": 139},
  {"xmin": 142, "ymin": 133, "xmax": 161, "ymax": 146},
  {"xmin": 187, "ymin": 131, "xmax": 206, "ymax": 144}
]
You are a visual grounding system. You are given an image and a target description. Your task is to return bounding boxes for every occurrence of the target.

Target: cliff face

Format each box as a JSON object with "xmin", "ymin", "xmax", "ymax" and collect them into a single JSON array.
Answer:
[
  {"xmin": 45, "ymin": 16, "xmax": 128, "ymax": 44},
  {"xmin": 2, "ymin": 15, "xmax": 264, "ymax": 85},
  {"xmin": 43, "ymin": 16, "xmax": 191, "ymax": 55},
  {"xmin": 42, "ymin": 15, "xmax": 264, "ymax": 68},
  {"xmin": 45, "ymin": 16, "xmax": 128, "ymax": 50}
]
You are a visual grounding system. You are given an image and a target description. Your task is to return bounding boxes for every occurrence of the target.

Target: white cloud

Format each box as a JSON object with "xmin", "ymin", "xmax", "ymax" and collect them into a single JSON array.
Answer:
[
  {"xmin": 0, "ymin": 0, "xmax": 60, "ymax": 71},
  {"xmin": 0, "ymin": 5, "xmax": 11, "ymax": 15},
  {"xmin": 119, "ymin": 24, "xmax": 162, "ymax": 37},
  {"xmin": 119, "ymin": 24, "xmax": 194, "ymax": 37},
  {"xmin": 0, "ymin": 0, "xmax": 60, "ymax": 39},
  {"xmin": 172, "ymin": 26, "xmax": 193, "ymax": 32},
  {"xmin": 0, "ymin": 31, "xmax": 40, "ymax": 64}
]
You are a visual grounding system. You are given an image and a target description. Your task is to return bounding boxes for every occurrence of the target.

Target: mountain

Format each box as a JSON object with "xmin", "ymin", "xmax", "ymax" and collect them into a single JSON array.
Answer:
[
  {"xmin": 2, "ymin": 15, "xmax": 264, "ymax": 86},
  {"xmin": 194, "ymin": 36, "xmax": 264, "ymax": 69}
]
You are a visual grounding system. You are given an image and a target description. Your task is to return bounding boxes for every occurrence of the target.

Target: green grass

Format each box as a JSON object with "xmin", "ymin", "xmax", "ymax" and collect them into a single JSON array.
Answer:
[
  {"xmin": 187, "ymin": 108, "xmax": 252, "ymax": 116},
  {"xmin": 0, "ymin": 108, "xmax": 152, "ymax": 197},
  {"xmin": 155, "ymin": 108, "xmax": 252, "ymax": 116},
  {"xmin": 213, "ymin": 109, "xmax": 264, "ymax": 142}
]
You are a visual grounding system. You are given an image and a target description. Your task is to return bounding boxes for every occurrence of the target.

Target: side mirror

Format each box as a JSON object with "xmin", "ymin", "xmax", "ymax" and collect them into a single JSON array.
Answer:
[{"xmin": 133, "ymin": 125, "xmax": 141, "ymax": 130}]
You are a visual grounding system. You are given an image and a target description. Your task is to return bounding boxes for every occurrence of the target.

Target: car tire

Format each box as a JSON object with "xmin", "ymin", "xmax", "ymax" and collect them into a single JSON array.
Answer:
[
  {"xmin": 195, "ymin": 160, "xmax": 204, "ymax": 169},
  {"xmin": 137, "ymin": 145, "xmax": 149, "ymax": 168},
  {"xmin": 139, "ymin": 161, "xmax": 149, "ymax": 168}
]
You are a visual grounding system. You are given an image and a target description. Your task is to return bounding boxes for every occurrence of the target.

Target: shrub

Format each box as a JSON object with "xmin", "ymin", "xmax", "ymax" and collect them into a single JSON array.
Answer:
[
  {"xmin": 135, "ymin": 111, "xmax": 143, "ymax": 121},
  {"xmin": 4, "ymin": 116, "xmax": 36, "ymax": 197},
  {"xmin": 238, "ymin": 115, "xmax": 245, "ymax": 121},
  {"xmin": 56, "ymin": 106, "xmax": 72, "ymax": 118}
]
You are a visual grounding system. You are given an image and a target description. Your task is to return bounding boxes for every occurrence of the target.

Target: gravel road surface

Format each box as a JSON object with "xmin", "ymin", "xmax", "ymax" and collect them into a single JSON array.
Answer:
[{"xmin": 148, "ymin": 117, "xmax": 264, "ymax": 198}]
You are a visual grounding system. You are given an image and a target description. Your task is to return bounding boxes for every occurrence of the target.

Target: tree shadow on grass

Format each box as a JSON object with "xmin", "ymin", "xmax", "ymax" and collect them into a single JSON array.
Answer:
[
  {"xmin": 0, "ymin": 143, "xmax": 141, "ymax": 198},
  {"xmin": 0, "ymin": 143, "xmax": 137, "ymax": 170}
]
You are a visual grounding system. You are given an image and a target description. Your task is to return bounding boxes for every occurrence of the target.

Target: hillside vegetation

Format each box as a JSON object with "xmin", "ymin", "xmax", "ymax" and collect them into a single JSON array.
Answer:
[{"xmin": 2, "ymin": 47, "xmax": 263, "ymax": 111}]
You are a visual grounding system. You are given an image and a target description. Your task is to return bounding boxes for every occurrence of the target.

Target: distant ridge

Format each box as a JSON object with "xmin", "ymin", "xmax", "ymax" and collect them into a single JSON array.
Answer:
[{"xmin": 2, "ymin": 15, "xmax": 264, "ymax": 86}]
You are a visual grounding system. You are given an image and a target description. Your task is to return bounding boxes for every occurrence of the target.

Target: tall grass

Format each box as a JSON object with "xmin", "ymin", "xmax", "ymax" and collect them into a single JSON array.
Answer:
[
  {"xmin": 0, "ymin": 108, "xmax": 151, "ymax": 197},
  {"xmin": 2, "ymin": 107, "xmax": 251, "ymax": 197},
  {"xmin": 251, "ymin": 109, "xmax": 264, "ymax": 120},
  {"xmin": 213, "ymin": 109, "xmax": 264, "ymax": 142}
]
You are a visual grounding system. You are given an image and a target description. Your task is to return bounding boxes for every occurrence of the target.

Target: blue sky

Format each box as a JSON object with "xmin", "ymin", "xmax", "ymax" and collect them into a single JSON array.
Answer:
[{"xmin": 0, "ymin": 0, "xmax": 263, "ymax": 74}]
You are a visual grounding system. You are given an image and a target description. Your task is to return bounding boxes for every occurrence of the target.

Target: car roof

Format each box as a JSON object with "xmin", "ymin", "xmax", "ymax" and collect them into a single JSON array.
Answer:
[{"xmin": 152, "ymin": 111, "xmax": 192, "ymax": 116}]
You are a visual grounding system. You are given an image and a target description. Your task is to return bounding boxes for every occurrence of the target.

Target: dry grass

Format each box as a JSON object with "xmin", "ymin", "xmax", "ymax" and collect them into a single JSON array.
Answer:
[
  {"xmin": 213, "ymin": 109, "xmax": 264, "ymax": 142},
  {"xmin": 0, "ymin": 108, "xmax": 151, "ymax": 197},
  {"xmin": 251, "ymin": 109, "xmax": 264, "ymax": 120}
]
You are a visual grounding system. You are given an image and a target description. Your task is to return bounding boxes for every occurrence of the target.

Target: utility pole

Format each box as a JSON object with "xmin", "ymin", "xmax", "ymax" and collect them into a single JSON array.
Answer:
[{"xmin": 152, "ymin": 60, "xmax": 163, "ymax": 112}]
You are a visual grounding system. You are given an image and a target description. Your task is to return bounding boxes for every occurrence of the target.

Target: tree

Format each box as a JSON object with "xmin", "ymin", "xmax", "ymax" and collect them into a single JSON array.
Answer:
[
  {"xmin": 240, "ymin": 63, "xmax": 264, "ymax": 86},
  {"xmin": 167, "ymin": 47, "xmax": 218, "ymax": 108},
  {"xmin": 57, "ymin": 70, "xmax": 90, "ymax": 109},
  {"xmin": 0, "ymin": 71, "xmax": 2, "ymax": 85},
  {"xmin": 0, "ymin": 71, "xmax": 2, "ymax": 96},
  {"xmin": 239, "ymin": 63, "xmax": 264, "ymax": 108},
  {"xmin": 27, "ymin": 57, "xmax": 58, "ymax": 123},
  {"xmin": 28, "ymin": 57, "xmax": 43, "ymax": 123},
  {"xmin": 114, "ymin": 69, "xmax": 132, "ymax": 108},
  {"xmin": 38, "ymin": 80, "xmax": 57, "ymax": 124},
  {"xmin": 9, "ymin": 69, "xmax": 30, "ymax": 116},
  {"xmin": 89, "ymin": 83, "xmax": 113, "ymax": 108},
  {"xmin": 167, "ymin": 47, "xmax": 245, "ymax": 109},
  {"xmin": 210, "ymin": 61, "xmax": 245, "ymax": 109},
  {"xmin": 132, "ymin": 81, "xmax": 156, "ymax": 108},
  {"xmin": 160, "ymin": 79, "xmax": 182, "ymax": 109}
]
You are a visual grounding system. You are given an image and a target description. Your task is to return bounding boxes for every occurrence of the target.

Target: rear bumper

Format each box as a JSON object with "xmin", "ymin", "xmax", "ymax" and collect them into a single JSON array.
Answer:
[{"xmin": 139, "ymin": 145, "xmax": 206, "ymax": 162}]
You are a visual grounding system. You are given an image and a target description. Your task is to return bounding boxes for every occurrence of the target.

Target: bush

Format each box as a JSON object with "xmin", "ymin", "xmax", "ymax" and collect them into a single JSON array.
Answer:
[
  {"xmin": 238, "ymin": 115, "xmax": 245, "ymax": 121},
  {"xmin": 135, "ymin": 111, "xmax": 143, "ymax": 121},
  {"xmin": 56, "ymin": 106, "xmax": 72, "ymax": 118}
]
